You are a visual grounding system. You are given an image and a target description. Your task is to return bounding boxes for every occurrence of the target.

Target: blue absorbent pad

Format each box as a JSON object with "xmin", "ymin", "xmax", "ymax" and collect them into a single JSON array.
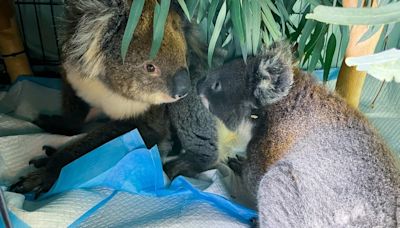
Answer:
[{"xmin": 3, "ymin": 129, "xmax": 256, "ymax": 228}]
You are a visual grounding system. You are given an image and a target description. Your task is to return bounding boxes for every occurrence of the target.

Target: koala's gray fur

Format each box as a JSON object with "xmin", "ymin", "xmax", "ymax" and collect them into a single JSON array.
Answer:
[
  {"xmin": 164, "ymin": 31, "xmax": 223, "ymax": 177},
  {"xmin": 198, "ymin": 42, "xmax": 400, "ymax": 227}
]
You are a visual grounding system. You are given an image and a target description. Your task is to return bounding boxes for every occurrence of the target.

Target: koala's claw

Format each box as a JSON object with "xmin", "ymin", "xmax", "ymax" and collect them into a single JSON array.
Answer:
[
  {"xmin": 28, "ymin": 146, "xmax": 57, "ymax": 168},
  {"xmin": 42, "ymin": 145, "xmax": 57, "ymax": 156},
  {"xmin": 228, "ymin": 155, "xmax": 246, "ymax": 175},
  {"xmin": 9, "ymin": 168, "xmax": 57, "ymax": 198},
  {"xmin": 28, "ymin": 157, "xmax": 49, "ymax": 168}
]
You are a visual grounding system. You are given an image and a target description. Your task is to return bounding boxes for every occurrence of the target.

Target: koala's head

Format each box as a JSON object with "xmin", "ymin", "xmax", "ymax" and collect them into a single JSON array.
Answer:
[
  {"xmin": 197, "ymin": 42, "xmax": 294, "ymax": 131},
  {"xmin": 62, "ymin": 0, "xmax": 189, "ymax": 104}
]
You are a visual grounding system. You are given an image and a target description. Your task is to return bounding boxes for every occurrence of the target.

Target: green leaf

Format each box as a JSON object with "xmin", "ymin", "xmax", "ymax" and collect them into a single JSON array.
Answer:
[
  {"xmin": 150, "ymin": 0, "xmax": 171, "ymax": 59},
  {"xmin": 208, "ymin": 0, "xmax": 227, "ymax": 67},
  {"xmin": 222, "ymin": 31, "xmax": 233, "ymax": 47},
  {"xmin": 197, "ymin": 0, "xmax": 208, "ymax": 24},
  {"xmin": 386, "ymin": 23, "xmax": 400, "ymax": 48},
  {"xmin": 265, "ymin": 0, "xmax": 281, "ymax": 17},
  {"xmin": 177, "ymin": 0, "xmax": 191, "ymax": 21},
  {"xmin": 262, "ymin": 30, "xmax": 271, "ymax": 46},
  {"xmin": 276, "ymin": 0, "xmax": 290, "ymax": 21},
  {"xmin": 260, "ymin": 3, "xmax": 281, "ymax": 40},
  {"xmin": 338, "ymin": 25, "xmax": 349, "ymax": 59},
  {"xmin": 242, "ymin": 0, "xmax": 252, "ymax": 55},
  {"xmin": 231, "ymin": 0, "xmax": 247, "ymax": 61},
  {"xmin": 304, "ymin": 23, "xmax": 328, "ymax": 58},
  {"xmin": 304, "ymin": 0, "xmax": 321, "ymax": 7},
  {"xmin": 306, "ymin": 2, "xmax": 400, "ymax": 25},
  {"xmin": 290, "ymin": 6, "xmax": 309, "ymax": 42},
  {"xmin": 207, "ymin": 0, "xmax": 220, "ymax": 37},
  {"xmin": 358, "ymin": 25, "xmax": 382, "ymax": 43},
  {"xmin": 121, "ymin": 0, "xmax": 145, "ymax": 63},
  {"xmin": 323, "ymin": 33, "xmax": 336, "ymax": 82},
  {"xmin": 186, "ymin": 0, "xmax": 199, "ymax": 18},
  {"xmin": 308, "ymin": 37, "xmax": 324, "ymax": 72},
  {"xmin": 298, "ymin": 20, "xmax": 317, "ymax": 57},
  {"xmin": 250, "ymin": 0, "xmax": 261, "ymax": 55}
]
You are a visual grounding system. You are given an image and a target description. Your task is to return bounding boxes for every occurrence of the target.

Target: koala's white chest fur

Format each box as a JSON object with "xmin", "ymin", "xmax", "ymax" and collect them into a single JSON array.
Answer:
[
  {"xmin": 217, "ymin": 120, "xmax": 253, "ymax": 162},
  {"xmin": 66, "ymin": 69, "xmax": 150, "ymax": 119}
]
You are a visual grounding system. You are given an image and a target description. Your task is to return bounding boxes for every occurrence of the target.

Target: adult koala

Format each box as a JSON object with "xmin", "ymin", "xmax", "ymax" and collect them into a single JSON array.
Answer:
[
  {"xmin": 198, "ymin": 42, "xmax": 400, "ymax": 227},
  {"xmin": 10, "ymin": 0, "xmax": 216, "ymax": 195}
]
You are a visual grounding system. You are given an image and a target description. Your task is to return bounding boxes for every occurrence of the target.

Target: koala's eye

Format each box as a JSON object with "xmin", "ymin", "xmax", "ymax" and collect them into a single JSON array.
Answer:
[
  {"xmin": 146, "ymin": 64, "xmax": 156, "ymax": 72},
  {"xmin": 211, "ymin": 81, "xmax": 222, "ymax": 92}
]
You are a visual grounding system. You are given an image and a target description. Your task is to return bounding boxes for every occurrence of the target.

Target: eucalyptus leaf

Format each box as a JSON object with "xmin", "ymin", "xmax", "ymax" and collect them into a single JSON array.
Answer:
[
  {"xmin": 243, "ymin": 0, "xmax": 252, "ymax": 55},
  {"xmin": 386, "ymin": 23, "xmax": 400, "ymax": 48},
  {"xmin": 121, "ymin": 0, "xmax": 145, "ymax": 63},
  {"xmin": 306, "ymin": 2, "xmax": 400, "ymax": 25},
  {"xmin": 304, "ymin": 23, "xmax": 328, "ymax": 57},
  {"xmin": 197, "ymin": 0, "xmax": 208, "ymax": 24},
  {"xmin": 260, "ymin": 4, "xmax": 281, "ymax": 40},
  {"xmin": 290, "ymin": 5, "xmax": 309, "ymax": 42},
  {"xmin": 150, "ymin": 0, "xmax": 170, "ymax": 59},
  {"xmin": 222, "ymin": 31, "xmax": 233, "ymax": 47},
  {"xmin": 308, "ymin": 37, "xmax": 324, "ymax": 72},
  {"xmin": 298, "ymin": 20, "xmax": 317, "ymax": 57},
  {"xmin": 207, "ymin": 0, "xmax": 220, "ymax": 38},
  {"xmin": 208, "ymin": 0, "xmax": 227, "ymax": 66},
  {"xmin": 177, "ymin": 0, "xmax": 191, "ymax": 21},
  {"xmin": 304, "ymin": 0, "xmax": 321, "ymax": 7},
  {"xmin": 265, "ymin": 0, "xmax": 281, "ymax": 17},
  {"xmin": 186, "ymin": 0, "xmax": 199, "ymax": 18},
  {"xmin": 323, "ymin": 33, "xmax": 336, "ymax": 82},
  {"xmin": 251, "ymin": 0, "xmax": 261, "ymax": 55},
  {"xmin": 231, "ymin": 0, "xmax": 247, "ymax": 61},
  {"xmin": 358, "ymin": 25, "xmax": 383, "ymax": 43}
]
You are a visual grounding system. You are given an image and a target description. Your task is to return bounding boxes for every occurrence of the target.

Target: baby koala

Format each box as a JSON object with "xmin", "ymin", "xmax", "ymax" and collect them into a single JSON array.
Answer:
[{"xmin": 197, "ymin": 41, "xmax": 400, "ymax": 227}]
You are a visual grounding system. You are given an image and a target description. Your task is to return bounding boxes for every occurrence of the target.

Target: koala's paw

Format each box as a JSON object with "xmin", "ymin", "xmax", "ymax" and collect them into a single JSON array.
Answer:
[
  {"xmin": 9, "ymin": 146, "xmax": 59, "ymax": 198},
  {"xmin": 33, "ymin": 114, "xmax": 80, "ymax": 136},
  {"xmin": 249, "ymin": 217, "xmax": 259, "ymax": 228},
  {"xmin": 164, "ymin": 158, "xmax": 198, "ymax": 180},
  {"xmin": 28, "ymin": 146, "xmax": 57, "ymax": 168},
  {"xmin": 9, "ymin": 168, "xmax": 58, "ymax": 198},
  {"xmin": 228, "ymin": 155, "xmax": 246, "ymax": 176}
]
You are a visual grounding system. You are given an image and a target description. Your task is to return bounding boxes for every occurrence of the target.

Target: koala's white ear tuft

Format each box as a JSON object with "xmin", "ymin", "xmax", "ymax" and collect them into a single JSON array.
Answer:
[
  {"xmin": 254, "ymin": 41, "xmax": 294, "ymax": 106},
  {"xmin": 61, "ymin": 0, "xmax": 127, "ymax": 78}
]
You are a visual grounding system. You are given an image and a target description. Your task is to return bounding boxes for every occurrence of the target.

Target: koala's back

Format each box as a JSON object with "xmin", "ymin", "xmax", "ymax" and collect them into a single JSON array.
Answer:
[
  {"xmin": 258, "ymin": 127, "xmax": 400, "ymax": 227},
  {"xmin": 253, "ymin": 72, "xmax": 400, "ymax": 227}
]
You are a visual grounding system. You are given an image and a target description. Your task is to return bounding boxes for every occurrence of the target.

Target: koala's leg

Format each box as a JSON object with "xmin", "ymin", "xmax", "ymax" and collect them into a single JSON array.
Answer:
[
  {"xmin": 10, "ymin": 108, "xmax": 170, "ymax": 196},
  {"xmin": 257, "ymin": 162, "xmax": 304, "ymax": 228},
  {"xmin": 164, "ymin": 150, "xmax": 219, "ymax": 178},
  {"xmin": 34, "ymin": 80, "xmax": 90, "ymax": 136}
]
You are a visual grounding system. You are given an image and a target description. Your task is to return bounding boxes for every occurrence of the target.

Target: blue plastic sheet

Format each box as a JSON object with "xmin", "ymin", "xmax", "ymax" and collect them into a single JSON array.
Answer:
[{"xmin": 7, "ymin": 129, "xmax": 256, "ymax": 227}]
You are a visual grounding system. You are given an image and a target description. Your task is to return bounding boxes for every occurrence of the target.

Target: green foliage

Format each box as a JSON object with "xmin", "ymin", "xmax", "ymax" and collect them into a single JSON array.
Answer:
[
  {"xmin": 121, "ymin": 0, "xmax": 400, "ymax": 82},
  {"xmin": 306, "ymin": 2, "xmax": 400, "ymax": 25},
  {"xmin": 150, "ymin": 0, "xmax": 171, "ymax": 59},
  {"xmin": 121, "ymin": 0, "xmax": 145, "ymax": 63}
]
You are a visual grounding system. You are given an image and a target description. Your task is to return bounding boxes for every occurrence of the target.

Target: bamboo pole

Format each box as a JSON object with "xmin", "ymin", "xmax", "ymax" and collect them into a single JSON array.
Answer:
[
  {"xmin": 335, "ymin": 0, "xmax": 383, "ymax": 109},
  {"xmin": 0, "ymin": 0, "xmax": 32, "ymax": 82}
]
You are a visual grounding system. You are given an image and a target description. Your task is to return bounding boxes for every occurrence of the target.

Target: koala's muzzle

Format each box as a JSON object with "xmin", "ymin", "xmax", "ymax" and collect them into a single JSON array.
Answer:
[{"xmin": 170, "ymin": 68, "xmax": 190, "ymax": 99}]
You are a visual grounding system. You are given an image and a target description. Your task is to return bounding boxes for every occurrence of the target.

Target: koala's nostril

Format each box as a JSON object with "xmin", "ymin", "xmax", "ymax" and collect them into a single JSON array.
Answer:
[
  {"xmin": 211, "ymin": 81, "xmax": 222, "ymax": 92},
  {"xmin": 172, "ymin": 68, "xmax": 191, "ymax": 99}
]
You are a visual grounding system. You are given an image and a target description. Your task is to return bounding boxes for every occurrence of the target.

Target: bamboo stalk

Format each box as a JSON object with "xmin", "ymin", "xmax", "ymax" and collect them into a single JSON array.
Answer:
[
  {"xmin": 0, "ymin": 0, "xmax": 32, "ymax": 82},
  {"xmin": 335, "ymin": 0, "xmax": 383, "ymax": 109}
]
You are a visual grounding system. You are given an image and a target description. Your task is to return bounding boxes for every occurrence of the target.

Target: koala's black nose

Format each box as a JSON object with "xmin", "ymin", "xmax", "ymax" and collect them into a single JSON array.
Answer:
[
  {"xmin": 196, "ymin": 77, "xmax": 206, "ymax": 95},
  {"xmin": 172, "ymin": 68, "xmax": 190, "ymax": 99}
]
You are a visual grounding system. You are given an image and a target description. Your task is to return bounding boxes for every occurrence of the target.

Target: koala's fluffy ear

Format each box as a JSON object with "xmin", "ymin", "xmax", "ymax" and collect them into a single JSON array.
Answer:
[
  {"xmin": 61, "ymin": 0, "xmax": 128, "ymax": 78},
  {"xmin": 253, "ymin": 41, "xmax": 294, "ymax": 106}
]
